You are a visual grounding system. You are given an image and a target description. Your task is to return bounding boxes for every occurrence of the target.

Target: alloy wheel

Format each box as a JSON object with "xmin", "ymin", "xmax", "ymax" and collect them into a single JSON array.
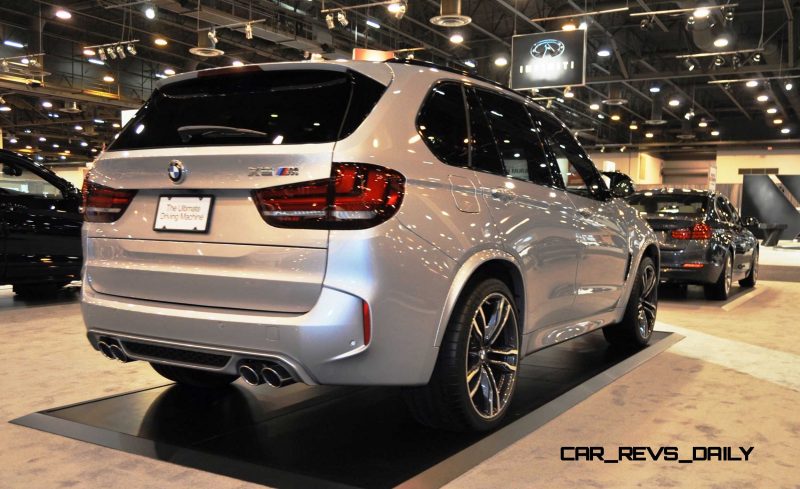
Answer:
[
  {"xmin": 466, "ymin": 293, "xmax": 519, "ymax": 419},
  {"xmin": 724, "ymin": 255, "xmax": 733, "ymax": 294},
  {"xmin": 637, "ymin": 263, "xmax": 658, "ymax": 339},
  {"xmin": 752, "ymin": 252, "xmax": 759, "ymax": 281}
]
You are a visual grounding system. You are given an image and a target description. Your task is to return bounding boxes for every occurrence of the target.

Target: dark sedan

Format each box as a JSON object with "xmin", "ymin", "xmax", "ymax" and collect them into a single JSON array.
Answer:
[
  {"xmin": 626, "ymin": 189, "xmax": 758, "ymax": 300},
  {"xmin": 0, "ymin": 149, "xmax": 83, "ymax": 298}
]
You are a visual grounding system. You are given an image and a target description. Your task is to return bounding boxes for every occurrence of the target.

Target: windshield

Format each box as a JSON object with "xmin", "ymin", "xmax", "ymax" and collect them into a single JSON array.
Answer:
[
  {"xmin": 109, "ymin": 68, "xmax": 385, "ymax": 150},
  {"xmin": 626, "ymin": 193, "xmax": 710, "ymax": 216}
]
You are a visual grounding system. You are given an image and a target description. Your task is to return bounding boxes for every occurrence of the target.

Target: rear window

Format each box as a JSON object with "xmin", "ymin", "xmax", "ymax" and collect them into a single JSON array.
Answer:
[
  {"xmin": 109, "ymin": 68, "xmax": 385, "ymax": 150},
  {"xmin": 627, "ymin": 193, "xmax": 710, "ymax": 216}
]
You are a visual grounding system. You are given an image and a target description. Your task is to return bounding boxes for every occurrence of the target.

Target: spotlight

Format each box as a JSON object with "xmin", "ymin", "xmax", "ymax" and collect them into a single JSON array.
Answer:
[
  {"xmin": 724, "ymin": 8, "xmax": 734, "ymax": 22},
  {"xmin": 713, "ymin": 37, "xmax": 729, "ymax": 48},
  {"xmin": 786, "ymin": 81, "xmax": 794, "ymax": 91},
  {"xmin": 649, "ymin": 85, "xmax": 661, "ymax": 93},
  {"xmin": 698, "ymin": 119, "xmax": 708, "ymax": 128},
  {"xmin": 245, "ymin": 22, "xmax": 253, "ymax": 40},
  {"xmin": 83, "ymin": 48, "xmax": 95, "ymax": 56},
  {"xmin": 640, "ymin": 18, "xmax": 650, "ymax": 30},
  {"xmin": 684, "ymin": 108, "xmax": 695, "ymax": 120},
  {"xmin": 144, "ymin": 3, "xmax": 156, "ymax": 20},
  {"xmin": 450, "ymin": 34, "xmax": 464, "ymax": 44},
  {"xmin": 746, "ymin": 80, "xmax": 759, "ymax": 87},
  {"xmin": 98, "ymin": 49, "xmax": 107, "ymax": 61},
  {"xmin": 116, "ymin": 45, "xmax": 126, "ymax": 59},
  {"xmin": 208, "ymin": 29, "xmax": 218, "ymax": 45},
  {"xmin": 106, "ymin": 47, "xmax": 117, "ymax": 60},
  {"xmin": 563, "ymin": 87, "xmax": 574, "ymax": 98},
  {"xmin": 494, "ymin": 56, "xmax": 508, "ymax": 67},
  {"xmin": 753, "ymin": 53, "xmax": 762, "ymax": 63},
  {"xmin": 126, "ymin": 44, "xmax": 137, "ymax": 56},
  {"xmin": 629, "ymin": 123, "xmax": 638, "ymax": 130},
  {"xmin": 600, "ymin": 146, "xmax": 605, "ymax": 153},
  {"xmin": 714, "ymin": 56, "xmax": 724, "ymax": 66},
  {"xmin": 589, "ymin": 103, "xmax": 600, "ymax": 110},
  {"xmin": 387, "ymin": 1, "xmax": 407, "ymax": 19},
  {"xmin": 562, "ymin": 20, "xmax": 577, "ymax": 31},
  {"xmin": 687, "ymin": 15, "xmax": 695, "ymax": 26},
  {"xmin": 325, "ymin": 13, "xmax": 335, "ymax": 29},
  {"xmin": 684, "ymin": 59, "xmax": 696, "ymax": 71},
  {"xmin": 711, "ymin": 130, "xmax": 720, "ymax": 136},
  {"xmin": 669, "ymin": 98, "xmax": 680, "ymax": 107},
  {"xmin": 620, "ymin": 146, "xmax": 626, "ymax": 153},
  {"xmin": 732, "ymin": 55, "xmax": 740, "ymax": 69},
  {"xmin": 337, "ymin": 11, "xmax": 348, "ymax": 27},
  {"xmin": 597, "ymin": 48, "xmax": 611, "ymax": 57},
  {"xmin": 757, "ymin": 94, "xmax": 769, "ymax": 102}
]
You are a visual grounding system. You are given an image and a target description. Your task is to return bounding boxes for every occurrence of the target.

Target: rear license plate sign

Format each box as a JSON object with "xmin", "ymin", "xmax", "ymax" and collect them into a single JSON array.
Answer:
[{"xmin": 154, "ymin": 195, "xmax": 213, "ymax": 232}]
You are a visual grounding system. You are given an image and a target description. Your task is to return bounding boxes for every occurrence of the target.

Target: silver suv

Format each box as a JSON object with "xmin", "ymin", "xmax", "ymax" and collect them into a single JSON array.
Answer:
[{"xmin": 82, "ymin": 59, "xmax": 659, "ymax": 431}]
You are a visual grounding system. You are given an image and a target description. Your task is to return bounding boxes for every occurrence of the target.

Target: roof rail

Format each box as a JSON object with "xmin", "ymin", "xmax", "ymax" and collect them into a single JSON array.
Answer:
[{"xmin": 385, "ymin": 58, "xmax": 510, "ymax": 92}]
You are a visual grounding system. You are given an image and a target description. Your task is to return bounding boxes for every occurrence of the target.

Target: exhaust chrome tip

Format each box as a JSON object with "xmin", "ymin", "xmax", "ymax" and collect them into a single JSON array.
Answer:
[
  {"xmin": 261, "ymin": 365, "xmax": 295, "ymax": 388},
  {"xmin": 98, "ymin": 341, "xmax": 114, "ymax": 360},
  {"xmin": 108, "ymin": 344, "xmax": 128, "ymax": 362},
  {"xmin": 238, "ymin": 364, "xmax": 262, "ymax": 386}
]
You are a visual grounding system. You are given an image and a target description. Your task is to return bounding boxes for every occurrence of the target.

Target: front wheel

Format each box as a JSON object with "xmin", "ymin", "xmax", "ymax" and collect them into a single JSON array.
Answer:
[
  {"xmin": 151, "ymin": 363, "xmax": 238, "ymax": 389},
  {"xmin": 404, "ymin": 278, "xmax": 520, "ymax": 431},
  {"xmin": 603, "ymin": 256, "xmax": 658, "ymax": 348}
]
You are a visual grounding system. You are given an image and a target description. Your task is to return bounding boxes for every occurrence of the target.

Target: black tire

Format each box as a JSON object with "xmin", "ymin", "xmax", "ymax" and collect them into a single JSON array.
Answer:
[
  {"xmin": 739, "ymin": 249, "xmax": 758, "ymax": 288},
  {"xmin": 12, "ymin": 282, "xmax": 67, "ymax": 299},
  {"xmin": 404, "ymin": 278, "xmax": 521, "ymax": 432},
  {"xmin": 603, "ymin": 256, "xmax": 658, "ymax": 348},
  {"xmin": 151, "ymin": 363, "xmax": 238, "ymax": 389},
  {"xmin": 704, "ymin": 252, "xmax": 733, "ymax": 300}
]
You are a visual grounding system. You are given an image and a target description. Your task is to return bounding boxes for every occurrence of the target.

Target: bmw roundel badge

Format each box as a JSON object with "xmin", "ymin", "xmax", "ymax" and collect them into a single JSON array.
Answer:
[{"xmin": 168, "ymin": 160, "xmax": 185, "ymax": 183}]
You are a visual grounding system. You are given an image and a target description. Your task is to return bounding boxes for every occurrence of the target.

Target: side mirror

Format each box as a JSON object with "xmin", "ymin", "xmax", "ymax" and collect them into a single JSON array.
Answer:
[{"xmin": 743, "ymin": 216, "xmax": 759, "ymax": 227}]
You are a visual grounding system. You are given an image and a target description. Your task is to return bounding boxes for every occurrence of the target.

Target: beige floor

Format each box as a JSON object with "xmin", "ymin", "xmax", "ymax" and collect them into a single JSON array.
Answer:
[{"xmin": 1, "ymin": 282, "xmax": 798, "ymax": 488}]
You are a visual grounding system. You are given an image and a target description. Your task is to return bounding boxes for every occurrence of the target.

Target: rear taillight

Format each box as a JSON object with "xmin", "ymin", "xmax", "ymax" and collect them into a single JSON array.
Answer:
[
  {"xmin": 82, "ymin": 180, "xmax": 137, "ymax": 223},
  {"xmin": 252, "ymin": 163, "xmax": 405, "ymax": 229},
  {"xmin": 671, "ymin": 223, "xmax": 712, "ymax": 240}
]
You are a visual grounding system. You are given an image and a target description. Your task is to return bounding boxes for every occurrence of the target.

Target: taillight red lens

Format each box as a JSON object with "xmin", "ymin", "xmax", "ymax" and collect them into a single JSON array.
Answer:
[
  {"xmin": 671, "ymin": 223, "xmax": 712, "ymax": 240},
  {"xmin": 252, "ymin": 163, "xmax": 405, "ymax": 229},
  {"xmin": 82, "ymin": 180, "xmax": 137, "ymax": 223}
]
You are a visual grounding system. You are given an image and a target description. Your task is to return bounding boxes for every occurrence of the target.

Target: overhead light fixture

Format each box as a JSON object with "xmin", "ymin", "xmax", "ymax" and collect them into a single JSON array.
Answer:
[
  {"xmin": 103, "ymin": 75, "xmax": 114, "ymax": 82},
  {"xmin": 589, "ymin": 103, "xmax": 600, "ymax": 110},
  {"xmin": 74, "ymin": 125, "xmax": 83, "ymax": 131},
  {"xmin": 562, "ymin": 20, "xmax": 577, "ymax": 31},
  {"xmin": 9, "ymin": 137, "xmax": 17, "ymax": 144},
  {"xmin": 746, "ymin": 80, "xmax": 759, "ymax": 87},
  {"xmin": 687, "ymin": 15, "xmax": 695, "ymax": 26},
  {"xmin": 106, "ymin": 47, "xmax": 117, "ymax": 60},
  {"xmin": 387, "ymin": 1, "xmax": 407, "ymax": 19},
  {"xmin": 753, "ymin": 53, "xmax": 762, "ymax": 62},
  {"xmin": 144, "ymin": 3, "xmax": 156, "ymax": 20},
  {"xmin": 563, "ymin": 86, "xmax": 574, "ymax": 98},
  {"xmin": 116, "ymin": 45, "xmax": 126, "ymax": 59},
  {"xmin": 645, "ymin": 132, "xmax": 654, "ymax": 138},
  {"xmin": 83, "ymin": 48, "xmax": 95, "ymax": 56},
  {"xmin": 39, "ymin": 136, "xmax": 46, "ymax": 142},
  {"xmin": 781, "ymin": 127, "xmax": 791, "ymax": 134},
  {"xmin": 713, "ymin": 37, "xmax": 729, "ymax": 48},
  {"xmin": 786, "ymin": 82, "xmax": 794, "ymax": 91},
  {"xmin": 41, "ymin": 101, "xmax": 53, "ymax": 108},
  {"xmin": 684, "ymin": 108, "xmax": 695, "ymax": 120},
  {"xmin": 757, "ymin": 94, "xmax": 769, "ymax": 102},
  {"xmin": 724, "ymin": 7, "xmax": 734, "ymax": 22},
  {"xmin": 94, "ymin": 118, "xmax": 104, "ymax": 124},
  {"xmin": 610, "ymin": 114, "xmax": 621, "ymax": 121},
  {"xmin": 464, "ymin": 60, "xmax": 476, "ymax": 68},
  {"xmin": 599, "ymin": 146, "xmax": 605, "ymax": 153},
  {"xmin": 597, "ymin": 48, "xmax": 611, "ymax": 57},
  {"xmin": 649, "ymin": 85, "xmax": 661, "ymax": 93},
  {"xmin": 0, "ymin": 105, "xmax": 11, "ymax": 112},
  {"xmin": 245, "ymin": 22, "xmax": 254, "ymax": 40},
  {"xmin": 112, "ymin": 122, "xmax": 121, "ymax": 128},
  {"xmin": 88, "ymin": 58, "xmax": 105, "ymax": 65},
  {"xmin": 127, "ymin": 44, "xmax": 137, "ymax": 56},
  {"xmin": 694, "ymin": 7, "xmax": 711, "ymax": 19},
  {"xmin": 620, "ymin": 145, "xmax": 626, "ymax": 153},
  {"xmin": 698, "ymin": 119, "xmax": 708, "ymax": 127},
  {"xmin": 325, "ymin": 14, "xmax": 335, "ymax": 29},
  {"xmin": 714, "ymin": 56, "xmax": 724, "ymax": 66},
  {"xmin": 80, "ymin": 141, "xmax": 88, "ymax": 147},
  {"xmin": 767, "ymin": 107, "xmax": 778, "ymax": 114},
  {"xmin": 163, "ymin": 68, "xmax": 176, "ymax": 75},
  {"xmin": 578, "ymin": 21, "xmax": 588, "ymax": 30},
  {"xmin": 337, "ymin": 10, "xmax": 349, "ymax": 27},
  {"xmin": 450, "ymin": 33, "xmax": 464, "ymax": 44},
  {"xmin": 154, "ymin": 37, "xmax": 168, "ymax": 46},
  {"xmin": 494, "ymin": 56, "xmax": 508, "ymax": 67},
  {"xmin": 668, "ymin": 98, "xmax": 680, "ymax": 107},
  {"xmin": 774, "ymin": 118, "xmax": 784, "ymax": 124},
  {"xmin": 366, "ymin": 19, "xmax": 381, "ymax": 29},
  {"xmin": 98, "ymin": 48, "xmax": 107, "ymax": 61},
  {"xmin": 232, "ymin": 60, "xmax": 244, "ymax": 67},
  {"xmin": 55, "ymin": 8, "xmax": 72, "ymax": 20},
  {"xmin": 711, "ymin": 130, "xmax": 720, "ymax": 136},
  {"xmin": 3, "ymin": 40, "xmax": 24, "ymax": 49},
  {"xmin": 629, "ymin": 122, "xmax": 638, "ymax": 130},
  {"xmin": 597, "ymin": 113, "xmax": 605, "ymax": 119},
  {"xmin": 208, "ymin": 29, "xmax": 219, "ymax": 45},
  {"xmin": 190, "ymin": 30, "xmax": 224, "ymax": 57},
  {"xmin": 684, "ymin": 60, "xmax": 696, "ymax": 73}
]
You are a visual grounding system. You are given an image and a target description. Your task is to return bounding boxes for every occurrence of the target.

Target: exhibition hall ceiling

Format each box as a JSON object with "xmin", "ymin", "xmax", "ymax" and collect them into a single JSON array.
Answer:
[{"xmin": 0, "ymin": 0, "xmax": 798, "ymax": 162}]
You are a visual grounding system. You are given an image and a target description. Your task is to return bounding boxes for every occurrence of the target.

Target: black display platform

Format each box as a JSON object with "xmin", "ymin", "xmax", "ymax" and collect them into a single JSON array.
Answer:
[{"xmin": 12, "ymin": 330, "xmax": 680, "ymax": 489}]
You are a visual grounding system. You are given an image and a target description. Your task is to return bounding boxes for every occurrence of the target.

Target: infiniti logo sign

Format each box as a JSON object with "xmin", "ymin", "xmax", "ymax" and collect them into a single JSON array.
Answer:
[
  {"xmin": 530, "ymin": 39, "xmax": 565, "ymax": 59},
  {"xmin": 168, "ymin": 160, "xmax": 185, "ymax": 183}
]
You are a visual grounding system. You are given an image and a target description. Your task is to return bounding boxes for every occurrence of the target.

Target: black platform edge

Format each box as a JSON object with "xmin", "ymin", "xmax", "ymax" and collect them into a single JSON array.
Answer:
[
  {"xmin": 10, "ymin": 332, "xmax": 683, "ymax": 489},
  {"xmin": 397, "ymin": 332, "xmax": 684, "ymax": 489}
]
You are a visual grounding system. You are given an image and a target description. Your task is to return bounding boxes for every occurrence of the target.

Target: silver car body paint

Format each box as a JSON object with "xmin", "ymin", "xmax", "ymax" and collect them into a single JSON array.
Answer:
[{"xmin": 82, "ymin": 60, "xmax": 657, "ymax": 385}]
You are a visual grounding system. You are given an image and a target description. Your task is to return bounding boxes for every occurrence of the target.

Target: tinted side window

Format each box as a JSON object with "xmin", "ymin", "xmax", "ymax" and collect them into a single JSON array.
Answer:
[
  {"xmin": 716, "ymin": 196, "xmax": 733, "ymax": 223},
  {"xmin": 473, "ymin": 89, "xmax": 554, "ymax": 186},
  {"xmin": 465, "ymin": 89, "xmax": 504, "ymax": 175},
  {"xmin": 536, "ymin": 113, "xmax": 607, "ymax": 200},
  {"xmin": 0, "ymin": 159, "xmax": 62, "ymax": 199},
  {"xmin": 417, "ymin": 83, "xmax": 469, "ymax": 167}
]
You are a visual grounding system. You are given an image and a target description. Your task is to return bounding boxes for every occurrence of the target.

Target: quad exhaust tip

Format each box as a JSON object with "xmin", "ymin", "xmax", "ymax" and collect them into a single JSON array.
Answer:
[
  {"xmin": 108, "ymin": 344, "xmax": 129, "ymax": 362},
  {"xmin": 261, "ymin": 365, "xmax": 295, "ymax": 388},
  {"xmin": 98, "ymin": 341, "xmax": 114, "ymax": 360},
  {"xmin": 238, "ymin": 364, "xmax": 263, "ymax": 386}
]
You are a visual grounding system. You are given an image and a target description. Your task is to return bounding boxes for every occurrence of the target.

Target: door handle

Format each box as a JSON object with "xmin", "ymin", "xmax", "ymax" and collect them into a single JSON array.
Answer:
[
  {"xmin": 576, "ymin": 207, "xmax": 593, "ymax": 218},
  {"xmin": 490, "ymin": 188, "xmax": 514, "ymax": 201}
]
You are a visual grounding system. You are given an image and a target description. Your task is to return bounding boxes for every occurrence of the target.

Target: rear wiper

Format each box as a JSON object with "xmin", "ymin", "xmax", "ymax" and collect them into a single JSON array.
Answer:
[{"xmin": 177, "ymin": 125, "xmax": 267, "ymax": 142}]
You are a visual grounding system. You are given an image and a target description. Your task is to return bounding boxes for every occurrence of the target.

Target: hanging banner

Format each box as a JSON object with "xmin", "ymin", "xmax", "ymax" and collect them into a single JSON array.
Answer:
[{"xmin": 510, "ymin": 30, "xmax": 587, "ymax": 90}]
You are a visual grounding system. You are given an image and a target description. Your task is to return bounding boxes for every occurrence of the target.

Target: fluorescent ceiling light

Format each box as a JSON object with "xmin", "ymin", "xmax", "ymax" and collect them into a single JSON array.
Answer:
[
  {"xmin": 88, "ymin": 58, "xmax": 105, "ymax": 65},
  {"xmin": 597, "ymin": 48, "xmax": 611, "ymax": 57},
  {"xmin": 55, "ymin": 8, "xmax": 72, "ymax": 20},
  {"xmin": 366, "ymin": 19, "xmax": 380, "ymax": 29},
  {"xmin": 3, "ymin": 40, "xmax": 24, "ymax": 48}
]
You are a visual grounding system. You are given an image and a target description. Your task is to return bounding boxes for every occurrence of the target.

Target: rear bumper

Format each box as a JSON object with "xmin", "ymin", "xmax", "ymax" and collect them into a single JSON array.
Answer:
[{"xmin": 658, "ymin": 246, "xmax": 723, "ymax": 284}]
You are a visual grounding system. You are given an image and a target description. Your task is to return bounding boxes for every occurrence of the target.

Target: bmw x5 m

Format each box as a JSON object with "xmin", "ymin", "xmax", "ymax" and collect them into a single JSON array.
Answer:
[{"xmin": 82, "ymin": 60, "xmax": 659, "ymax": 431}]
